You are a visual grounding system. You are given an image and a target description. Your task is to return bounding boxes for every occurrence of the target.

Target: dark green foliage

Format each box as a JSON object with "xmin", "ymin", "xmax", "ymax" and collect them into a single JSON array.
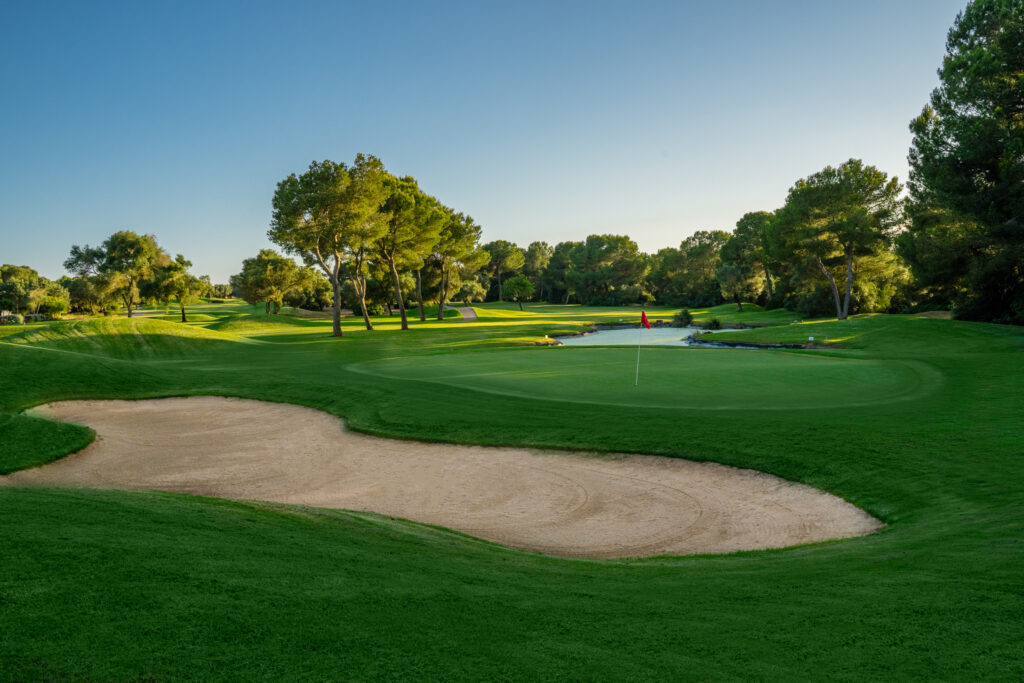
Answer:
[
  {"xmin": 564, "ymin": 234, "xmax": 650, "ymax": 305},
  {"xmin": 0, "ymin": 265, "xmax": 71, "ymax": 319},
  {"xmin": 230, "ymin": 250, "xmax": 306, "ymax": 314},
  {"xmin": 522, "ymin": 241, "xmax": 552, "ymax": 300},
  {"xmin": 648, "ymin": 231, "xmax": 729, "ymax": 307},
  {"xmin": 771, "ymin": 160, "xmax": 902, "ymax": 321},
  {"xmin": 540, "ymin": 240, "xmax": 580, "ymax": 303},
  {"xmin": 482, "ymin": 240, "xmax": 526, "ymax": 301},
  {"xmin": 283, "ymin": 270, "xmax": 333, "ymax": 310},
  {"xmin": 502, "ymin": 274, "xmax": 534, "ymax": 310},
  {"xmin": 673, "ymin": 308, "xmax": 693, "ymax": 326},
  {"xmin": 907, "ymin": 0, "xmax": 1024, "ymax": 323}
]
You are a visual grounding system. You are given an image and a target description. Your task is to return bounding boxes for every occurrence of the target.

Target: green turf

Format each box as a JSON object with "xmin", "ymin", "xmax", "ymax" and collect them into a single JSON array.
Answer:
[
  {"xmin": 1, "ymin": 301, "xmax": 1022, "ymax": 679},
  {"xmin": 351, "ymin": 347, "xmax": 941, "ymax": 410}
]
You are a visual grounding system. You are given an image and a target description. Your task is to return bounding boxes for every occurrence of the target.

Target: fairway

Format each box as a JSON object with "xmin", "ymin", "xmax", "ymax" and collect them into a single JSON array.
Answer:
[{"xmin": 351, "ymin": 346, "xmax": 942, "ymax": 410}]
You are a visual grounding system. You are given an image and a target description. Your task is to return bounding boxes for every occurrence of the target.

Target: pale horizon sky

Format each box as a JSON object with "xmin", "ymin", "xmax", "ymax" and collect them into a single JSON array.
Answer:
[{"xmin": 1, "ymin": 1, "xmax": 967, "ymax": 282}]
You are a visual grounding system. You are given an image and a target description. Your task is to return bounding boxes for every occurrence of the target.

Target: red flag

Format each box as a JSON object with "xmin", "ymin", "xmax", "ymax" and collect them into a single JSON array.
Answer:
[{"xmin": 641, "ymin": 311, "xmax": 650, "ymax": 329}]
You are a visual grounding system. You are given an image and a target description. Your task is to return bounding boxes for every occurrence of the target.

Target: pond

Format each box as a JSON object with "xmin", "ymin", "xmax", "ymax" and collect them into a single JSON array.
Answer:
[{"xmin": 556, "ymin": 326, "xmax": 713, "ymax": 346}]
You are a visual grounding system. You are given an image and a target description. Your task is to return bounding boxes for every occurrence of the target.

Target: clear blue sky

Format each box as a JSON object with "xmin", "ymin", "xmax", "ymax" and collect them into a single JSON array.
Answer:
[{"xmin": 0, "ymin": 0, "xmax": 967, "ymax": 282}]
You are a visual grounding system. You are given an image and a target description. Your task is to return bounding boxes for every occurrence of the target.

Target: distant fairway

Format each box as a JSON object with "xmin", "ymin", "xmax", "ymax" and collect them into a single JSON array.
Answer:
[{"xmin": 352, "ymin": 347, "xmax": 941, "ymax": 410}]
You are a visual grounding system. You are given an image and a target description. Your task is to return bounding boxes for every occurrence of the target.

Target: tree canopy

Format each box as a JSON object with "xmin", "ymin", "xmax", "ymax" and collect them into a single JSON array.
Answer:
[
  {"xmin": 773, "ymin": 160, "xmax": 901, "ymax": 320},
  {"xmin": 906, "ymin": 0, "xmax": 1024, "ymax": 323}
]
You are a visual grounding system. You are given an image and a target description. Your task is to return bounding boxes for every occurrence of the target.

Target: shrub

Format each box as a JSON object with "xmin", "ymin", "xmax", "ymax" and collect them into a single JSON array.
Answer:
[
  {"xmin": 0, "ymin": 313, "xmax": 24, "ymax": 325},
  {"xmin": 706, "ymin": 317, "xmax": 722, "ymax": 330},
  {"xmin": 39, "ymin": 296, "xmax": 69, "ymax": 319},
  {"xmin": 673, "ymin": 308, "xmax": 693, "ymax": 326}
]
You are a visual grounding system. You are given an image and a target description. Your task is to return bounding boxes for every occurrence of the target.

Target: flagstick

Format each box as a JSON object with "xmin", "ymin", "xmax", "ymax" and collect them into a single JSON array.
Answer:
[{"xmin": 635, "ymin": 324, "xmax": 641, "ymax": 386}]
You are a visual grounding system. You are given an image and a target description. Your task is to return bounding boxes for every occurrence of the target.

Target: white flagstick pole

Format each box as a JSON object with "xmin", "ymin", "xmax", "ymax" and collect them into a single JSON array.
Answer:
[{"xmin": 635, "ymin": 320, "xmax": 641, "ymax": 386}]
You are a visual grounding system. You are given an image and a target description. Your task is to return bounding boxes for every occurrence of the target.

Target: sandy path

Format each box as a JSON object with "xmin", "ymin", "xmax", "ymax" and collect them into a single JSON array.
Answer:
[
  {"xmin": 456, "ymin": 306, "xmax": 478, "ymax": 321},
  {"xmin": 2, "ymin": 398, "xmax": 881, "ymax": 558}
]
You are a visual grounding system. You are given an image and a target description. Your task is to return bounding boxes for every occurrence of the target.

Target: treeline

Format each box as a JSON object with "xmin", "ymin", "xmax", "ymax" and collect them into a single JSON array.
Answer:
[
  {"xmin": 231, "ymin": 154, "xmax": 489, "ymax": 336},
  {"xmin": 236, "ymin": 0, "xmax": 1022, "ymax": 326},
  {"xmin": 6, "ymin": 1, "xmax": 1019, "ymax": 327},
  {"xmin": 1, "ymin": 233, "xmax": 231, "ymax": 324}
]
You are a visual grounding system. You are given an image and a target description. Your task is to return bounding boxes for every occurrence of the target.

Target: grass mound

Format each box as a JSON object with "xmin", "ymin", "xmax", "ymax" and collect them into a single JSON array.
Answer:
[
  {"xmin": 0, "ymin": 413, "xmax": 93, "ymax": 473},
  {"xmin": 1, "ymin": 318, "xmax": 242, "ymax": 358}
]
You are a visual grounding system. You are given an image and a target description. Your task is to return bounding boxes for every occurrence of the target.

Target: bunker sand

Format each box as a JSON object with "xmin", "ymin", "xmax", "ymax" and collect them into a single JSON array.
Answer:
[{"xmin": 5, "ymin": 397, "xmax": 881, "ymax": 558}]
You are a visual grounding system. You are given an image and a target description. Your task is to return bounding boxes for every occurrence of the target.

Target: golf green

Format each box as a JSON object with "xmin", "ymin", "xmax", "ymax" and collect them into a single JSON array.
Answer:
[{"xmin": 351, "ymin": 346, "xmax": 942, "ymax": 410}]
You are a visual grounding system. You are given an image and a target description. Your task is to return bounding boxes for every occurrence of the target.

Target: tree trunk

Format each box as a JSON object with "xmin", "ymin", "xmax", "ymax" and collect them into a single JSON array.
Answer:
[
  {"xmin": 437, "ymin": 270, "xmax": 448, "ymax": 321},
  {"xmin": 735, "ymin": 294, "xmax": 743, "ymax": 312},
  {"xmin": 180, "ymin": 302, "xmax": 187, "ymax": 323},
  {"xmin": 816, "ymin": 256, "xmax": 844, "ymax": 320},
  {"xmin": 356, "ymin": 280, "xmax": 373, "ymax": 330},
  {"xmin": 416, "ymin": 269, "xmax": 425, "ymax": 322},
  {"xmin": 351, "ymin": 274, "xmax": 373, "ymax": 330},
  {"xmin": 497, "ymin": 271, "xmax": 502, "ymax": 301},
  {"xmin": 518, "ymin": 300, "xmax": 523, "ymax": 311},
  {"xmin": 330, "ymin": 277, "xmax": 342, "ymax": 337},
  {"xmin": 563, "ymin": 291, "xmax": 570, "ymax": 305},
  {"xmin": 842, "ymin": 248, "xmax": 854, "ymax": 321},
  {"xmin": 763, "ymin": 264, "xmax": 774, "ymax": 302},
  {"xmin": 359, "ymin": 299, "xmax": 373, "ymax": 329},
  {"xmin": 387, "ymin": 260, "xmax": 409, "ymax": 330},
  {"xmin": 265, "ymin": 301, "xmax": 270, "ymax": 314}
]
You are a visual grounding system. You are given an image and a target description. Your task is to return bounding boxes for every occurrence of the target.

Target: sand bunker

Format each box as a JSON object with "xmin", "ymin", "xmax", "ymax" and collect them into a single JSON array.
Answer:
[{"xmin": 3, "ymin": 397, "xmax": 881, "ymax": 557}]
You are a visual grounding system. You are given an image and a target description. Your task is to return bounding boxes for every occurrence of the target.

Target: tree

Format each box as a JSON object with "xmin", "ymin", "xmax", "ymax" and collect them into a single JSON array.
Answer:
[
  {"xmin": 377, "ymin": 175, "xmax": 446, "ymax": 330},
  {"xmin": 284, "ymin": 268, "xmax": 333, "ymax": 311},
  {"xmin": 457, "ymin": 278, "xmax": 487, "ymax": 307},
  {"xmin": 66, "ymin": 232, "xmax": 163, "ymax": 317},
  {"xmin": 432, "ymin": 211, "xmax": 489, "ymax": 320},
  {"xmin": 269, "ymin": 155, "xmax": 389, "ymax": 336},
  {"xmin": 523, "ymin": 241, "xmax": 552, "ymax": 300},
  {"xmin": 502, "ymin": 274, "xmax": 534, "ymax": 310},
  {"xmin": 37, "ymin": 295, "xmax": 69, "ymax": 319},
  {"xmin": 210, "ymin": 284, "xmax": 233, "ymax": 299},
  {"xmin": 482, "ymin": 240, "xmax": 525, "ymax": 301},
  {"xmin": 715, "ymin": 261, "xmax": 759, "ymax": 312},
  {"xmin": 565, "ymin": 234, "xmax": 649, "ymax": 305},
  {"xmin": 717, "ymin": 215, "xmax": 774, "ymax": 310},
  {"xmin": 647, "ymin": 232, "xmax": 729, "ymax": 307},
  {"xmin": 60, "ymin": 275, "xmax": 115, "ymax": 315},
  {"xmin": 907, "ymin": 0, "xmax": 1024, "ymax": 323},
  {"xmin": 732, "ymin": 212, "xmax": 777, "ymax": 302},
  {"xmin": 540, "ymin": 241, "xmax": 580, "ymax": 304},
  {"xmin": 0, "ymin": 265, "xmax": 40, "ymax": 313},
  {"xmin": 230, "ymin": 250, "xmax": 305, "ymax": 314},
  {"xmin": 63, "ymin": 245, "xmax": 105, "ymax": 277},
  {"xmin": 146, "ymin": 255, "xmax": 207, "ymax": 322},
  {"xmin": 775, "ymin": 159, "xmax": 901, "ymax": 320}
]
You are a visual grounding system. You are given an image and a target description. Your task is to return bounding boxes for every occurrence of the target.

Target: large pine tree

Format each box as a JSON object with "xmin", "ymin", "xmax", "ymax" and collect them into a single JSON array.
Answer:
[{"xmin": 906, "ymin": 0, "xmax": 1024, "ymax": 323}]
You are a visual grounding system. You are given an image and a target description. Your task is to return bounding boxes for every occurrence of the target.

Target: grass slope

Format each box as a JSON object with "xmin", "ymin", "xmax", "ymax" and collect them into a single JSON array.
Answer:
[{"xmin": 1, "ymin": 302, "xmax": 1022, "ymax": 679}]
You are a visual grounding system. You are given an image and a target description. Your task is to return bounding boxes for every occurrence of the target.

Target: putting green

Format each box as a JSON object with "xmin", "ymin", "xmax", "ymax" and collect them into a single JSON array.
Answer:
[{"xmin": 350, "ymin": 346, "xmax": 942, "ymax": 410}]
